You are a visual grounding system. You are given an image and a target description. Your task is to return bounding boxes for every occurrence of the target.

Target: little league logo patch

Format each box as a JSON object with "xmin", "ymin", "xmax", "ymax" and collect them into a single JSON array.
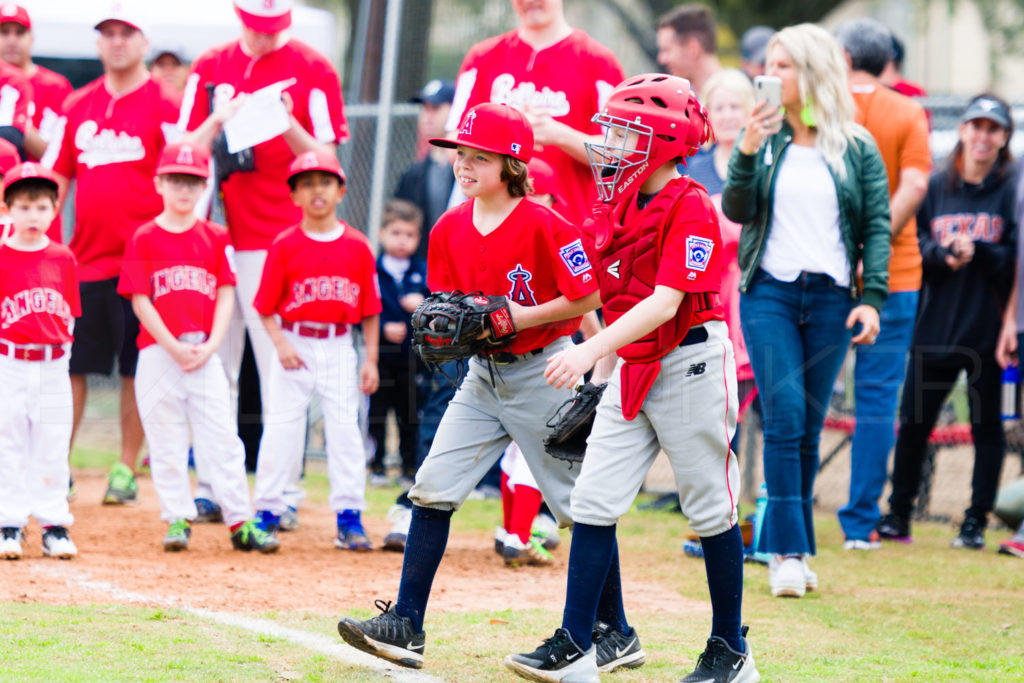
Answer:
[
  {"xmin": 559, "ymin": 239, "xmax": 592, "ymax": 276},
  {"xmin": 685, "ymin": 236, "xmax": 714, "ymax": 272}
]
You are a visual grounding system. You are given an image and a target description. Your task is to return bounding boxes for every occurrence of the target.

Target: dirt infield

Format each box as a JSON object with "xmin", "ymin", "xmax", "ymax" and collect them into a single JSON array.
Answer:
[{"xmin": 0, "ymin": 469, "xmax": 703, "ymax": 618}]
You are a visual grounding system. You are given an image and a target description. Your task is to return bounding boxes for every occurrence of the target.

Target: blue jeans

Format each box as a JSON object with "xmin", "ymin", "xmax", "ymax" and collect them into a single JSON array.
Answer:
[
  {"xmin": 740, "ymin": 270, "xmax": 854, "ymax": 556},
  {"xmin": 839, "ymin": 290, "xmax": 919, "ymax": 541}
]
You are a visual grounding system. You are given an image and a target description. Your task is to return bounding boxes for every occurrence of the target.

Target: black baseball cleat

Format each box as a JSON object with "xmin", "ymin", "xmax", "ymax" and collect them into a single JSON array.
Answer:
[
  {"xmin": 505, "ymin": 627, "xmax": 599, "ymax": 682},
  {"xmin": 593, "ymin": 620, "xmax": 645, "ymax": 672},
  {"xmin": 679, "ymin": 625, "xmax": 760, "ymax": 683},
  {"xmin": 337, "ymin": 599, "xmax": 425, "ymax": 669}
]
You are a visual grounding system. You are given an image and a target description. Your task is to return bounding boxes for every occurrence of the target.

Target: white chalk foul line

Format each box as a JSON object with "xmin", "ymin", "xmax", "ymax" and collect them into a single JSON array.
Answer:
[{"xmin": 30, "ymin": 565, "xmax": 443, "ymax": 683}]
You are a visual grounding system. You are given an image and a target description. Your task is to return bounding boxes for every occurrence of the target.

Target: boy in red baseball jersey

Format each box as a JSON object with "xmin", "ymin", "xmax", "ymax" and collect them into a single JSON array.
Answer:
[
  {"xmin": 118, "ymin": 142, "xmax": 278, "ymax": 555},
  {"xmin": 251, "ymin": 149, "xmax": 381, "ymax": 550},
  {"xmin": 338, "ymin": 103, "xmax": 643, "ymax": 675},
  {"xmin": 507, "ymin": 74, "xmax": 759, "ymax": 683},
  {"xmin": 0, "ymin": 163, "xmax": 80, "ymax": 560}
]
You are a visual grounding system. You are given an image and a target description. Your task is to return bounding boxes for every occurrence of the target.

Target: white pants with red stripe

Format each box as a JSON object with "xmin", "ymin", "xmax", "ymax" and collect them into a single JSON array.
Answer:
[
  {"xmin": 253, "ymin": 329, "xmax": 365, "ymax": 515},
  {"xmin": 135, "ymin": 346, "xmax": 254, "ymax": 526},
  {"xmin": 0, "ymin": 353, "xmax": 73, "ymax": 528},
  {"xmin": 571, "ymin": 319, "xmax": 740, "ymax": 535}
]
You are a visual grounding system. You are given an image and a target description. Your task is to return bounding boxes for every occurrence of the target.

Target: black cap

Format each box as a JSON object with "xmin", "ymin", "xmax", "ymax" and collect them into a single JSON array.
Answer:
[
  {"xmin": 412, "ymin": 79, "xmax": 455, "ymax": 106},
  {"xmin": 962, "ymin": 96, "xmax": 1011, "ymax": 129}
]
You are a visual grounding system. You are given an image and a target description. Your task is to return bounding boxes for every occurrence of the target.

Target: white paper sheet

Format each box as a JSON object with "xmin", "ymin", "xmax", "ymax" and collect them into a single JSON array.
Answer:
[{"xmin": 222, "ymin": 78, "xmax": 297, "ymax": 153}]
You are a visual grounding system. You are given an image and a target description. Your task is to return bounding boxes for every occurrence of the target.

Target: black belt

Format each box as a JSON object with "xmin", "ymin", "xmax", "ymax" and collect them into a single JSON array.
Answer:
[
  {"xmin": 485, "ymin": 346, "xmax": 545, "ymax": 365},
  {"xmin": 679, "ymin": 326, "xmax": 708, "ymax": 347}
]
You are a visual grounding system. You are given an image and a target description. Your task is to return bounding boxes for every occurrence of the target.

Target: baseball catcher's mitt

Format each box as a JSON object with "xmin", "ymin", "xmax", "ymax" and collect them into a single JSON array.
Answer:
[
  {"xmin": 411, "ymin": 291, "xmax": 517, "ymax": 368},
  {"xmin": 544, "ymin": 381, "xmax": 608, "ymax": 464}
]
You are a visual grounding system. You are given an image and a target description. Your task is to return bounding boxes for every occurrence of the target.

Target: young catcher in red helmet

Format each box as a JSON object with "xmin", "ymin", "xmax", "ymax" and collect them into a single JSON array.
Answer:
[
  {"xmin": 337, "ymin": 102, "xmax": 646, "ymax": 675},
  {"xmin": 506, "ymin": 74, "xmax": 761, "ymax": 682}
]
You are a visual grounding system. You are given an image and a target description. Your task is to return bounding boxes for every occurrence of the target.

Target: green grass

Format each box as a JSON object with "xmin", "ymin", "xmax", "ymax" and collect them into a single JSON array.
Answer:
[{"xmin": 31, "ymin": 455, "xmax": 1024, "ymax": 681}]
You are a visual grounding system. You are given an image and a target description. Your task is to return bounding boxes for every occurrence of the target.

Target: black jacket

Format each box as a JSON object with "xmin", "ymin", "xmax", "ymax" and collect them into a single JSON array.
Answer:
[
  {"xmin": 394, "ymin": 156, "xmax": 455, "ymax": 261},
  {"xmin": 377, "ymin": 254, "xmax": 430, "ymax": 354},
  {"xmin": 913, "ymin": 164, "xmax": 1017, "ymax": 359}
]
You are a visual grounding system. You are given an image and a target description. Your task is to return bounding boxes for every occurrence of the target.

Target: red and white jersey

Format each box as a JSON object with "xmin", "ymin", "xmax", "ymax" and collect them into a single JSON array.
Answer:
[
  {"xmin": 43, "ymin": 75, "xmax": 182, "ymax": 282},
  {"xmin": 0, "ymin": 59, "xmax": 32, "ymax": 133},
  {"xmin": 118, "ymin": 219, "xmax": 237, "ymax": 350},
  {"xmin": 179, "ymin": 39, "xmax": 349, "ymax": 251},
  {"xmin": 448, "ymin": 29, "xmax": 624, "ymax": 225},
  {"xmin": 427, "ymin": 198, "xmax": 597, "ymax": 353},
  {"xmin": 28, "ymin": 65, "xmax": 73, "ymax": 159},
  {"xmin": 252, "ymin": 222, "xmax": 381, "ymax": 325},
  {"xmin": 0, "ymin": 240, "xmax": 80, "ymax": 345}
]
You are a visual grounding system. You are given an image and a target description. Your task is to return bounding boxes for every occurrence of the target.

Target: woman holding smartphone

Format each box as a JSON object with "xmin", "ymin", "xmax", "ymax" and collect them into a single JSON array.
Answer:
[{"xmin": 722, "ymin": 23, "xmax": 891, "ymax": 598}]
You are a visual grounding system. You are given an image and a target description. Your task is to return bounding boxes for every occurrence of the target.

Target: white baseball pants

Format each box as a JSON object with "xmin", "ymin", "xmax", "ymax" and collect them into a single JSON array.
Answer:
[
  {"xmin": 135, "ymin": 346, "xmax": 254, "ymax": 526},
  {"xmin": 571, "ymin": 320, "xmax": 740, "ymax": 535},
  {"xmin": 0, "ymin": 353, "xmax": 73, "ymax": 528},
  {"xmin": 253, "ymin": 329, "xmax": 365, "ymax": 514}
]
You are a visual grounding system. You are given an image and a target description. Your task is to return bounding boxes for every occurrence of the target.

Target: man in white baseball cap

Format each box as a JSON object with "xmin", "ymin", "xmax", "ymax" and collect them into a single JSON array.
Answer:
[{"xmin": 177, "ymin": 0, "xmax": 349, "ymax": 530}]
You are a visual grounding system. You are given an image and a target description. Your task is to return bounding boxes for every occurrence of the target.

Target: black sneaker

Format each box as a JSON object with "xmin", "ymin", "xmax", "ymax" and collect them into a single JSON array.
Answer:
[
  {"xmin": 876, "ymin": 513, "xmax": 912, "ymax": 543},
  {"xmin": 951, "ymin": 515, "xmax": 986, "ymax": 550},
  {"xmin": 337, "ymin": 599, "xmax": 425, "ymax": 669},
  {"xmin": 593, "ymin": 620, "xmax": 645, "ymax": 672},
  {"xmin": 504, "ymin": 627, "xmax": 598, "ymax": 682},
  {"xmin": 680, "ymin": 626, "xmax": 759, "ymax": 683}
]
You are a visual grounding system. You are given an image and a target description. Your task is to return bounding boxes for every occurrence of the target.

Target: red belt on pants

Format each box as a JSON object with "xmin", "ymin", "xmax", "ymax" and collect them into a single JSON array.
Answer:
[
  {"xmin": 0, "ymin": 340, "xmax": 65, "ymax": 361},
  {"xmin": 280, "ymin": 320, "xmax": 348, "ymax": 339}
]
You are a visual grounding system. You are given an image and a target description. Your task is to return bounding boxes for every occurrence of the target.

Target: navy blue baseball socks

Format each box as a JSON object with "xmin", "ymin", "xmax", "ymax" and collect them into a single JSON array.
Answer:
[
  {"xmin": 679, "ymin": 625, "xmax": 760, "ymax": 683},
  {"xmin": 337, "ymin": 600, "xmax": 425, "ymax": 669},
  {"xmin": 505, "ymin": 627, "xmax": 598, "ymax": 682}
]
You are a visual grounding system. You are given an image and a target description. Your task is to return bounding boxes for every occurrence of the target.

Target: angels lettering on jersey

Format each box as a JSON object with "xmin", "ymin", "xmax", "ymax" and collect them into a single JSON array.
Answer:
[
  {"xmin": 2, "ymin": 287, "xmax": 74, "ymax": 330},
  {"xmin": 151, "ymin": 266, "xmax": 219, "ymax": 300},
  {"xmin": 286, "ymin": 276, "xmax": 362, "ymax": 313}
]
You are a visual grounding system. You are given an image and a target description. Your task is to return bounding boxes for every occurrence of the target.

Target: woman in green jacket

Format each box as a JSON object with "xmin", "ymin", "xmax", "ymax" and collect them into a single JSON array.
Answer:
[{"xmin": 722, "ymin": 23, "xmax": 891, "ymax": 599}]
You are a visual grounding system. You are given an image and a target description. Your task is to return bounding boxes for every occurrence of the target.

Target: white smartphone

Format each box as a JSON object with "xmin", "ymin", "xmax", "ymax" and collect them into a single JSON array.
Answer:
[{"xmin": 753, "ymin": 75, "xmax": 782, "ymax": 133}]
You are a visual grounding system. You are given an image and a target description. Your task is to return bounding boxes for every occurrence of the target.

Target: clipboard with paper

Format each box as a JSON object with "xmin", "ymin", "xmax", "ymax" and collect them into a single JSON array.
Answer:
[{"xmin": 222, "ymin": 78, "xmax": 297, "ymax": 153}]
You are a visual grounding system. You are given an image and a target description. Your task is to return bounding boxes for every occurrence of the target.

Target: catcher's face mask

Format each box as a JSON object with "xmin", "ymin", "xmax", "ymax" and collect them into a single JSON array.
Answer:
[{"xmin": 585, "ymin": 116, "xmax": 653, "ymax": 203}]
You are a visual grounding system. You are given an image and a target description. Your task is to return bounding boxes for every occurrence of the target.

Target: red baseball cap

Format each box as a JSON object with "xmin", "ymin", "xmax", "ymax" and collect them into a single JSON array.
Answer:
[
  {"xmin": 430, "ymin": 103, "xmax": 534, "ymax": 163},
  {"xmin": 0, "ymin": 3, "xmax": 30, "ymax": 30},
  {"xmin": 94, "ymin": 2, "xmax": 148, "ymax": 35},
  {"xmin": 234, "ymin": 0, "xmax": 292, "ymax": 34},
  {"xmin": 156, "ymin": 142, "xmax": 211, "ymax": 179},
  {"xmin": 287, "ymin": 149, "xmax": 346, "ymax": 185},
  {"xmin": 2, "ymin": 162, "xmax": 59, "ymax": 196},
  {"xmin": 0, "ymin": 138, "xmax": 20, "ymax": 177}
]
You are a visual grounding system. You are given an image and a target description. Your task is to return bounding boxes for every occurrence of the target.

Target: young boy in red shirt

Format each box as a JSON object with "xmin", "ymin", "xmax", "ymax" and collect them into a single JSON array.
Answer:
[
  {"xmin": 118, "ymin": 142, "xmax": 278, "ymax": 554},
  {"xmin": 251, "ymin": 149, "xmax": 382, "ymax": 550},
  {"xmin": 0, "ymin": 163, "xmax": 80, "ymax": 560}
]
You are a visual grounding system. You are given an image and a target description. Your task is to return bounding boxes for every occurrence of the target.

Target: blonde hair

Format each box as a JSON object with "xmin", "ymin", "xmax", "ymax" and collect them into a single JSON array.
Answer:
[
  {"xmin": 769, "ymin": 23, "xmax": 870, "ymax": 179},
  {"xmin": 700, "ymin": 68, "xmax": 755, "ymax": 116}
]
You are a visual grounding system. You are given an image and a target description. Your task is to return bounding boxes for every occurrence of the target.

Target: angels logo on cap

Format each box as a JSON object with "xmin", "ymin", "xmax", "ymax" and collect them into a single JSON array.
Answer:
[
  {"xmin": 298, "ymin": 151, "xmax": 319, "ymax": 169},
  {"xmin": 176, "ymin": 145, "xmax": 194, "ymax": 166},
  {"xmin": 460, "ymin": 110, "xmax": 477, "ymax": 136},
  {"xmin": 1, "ymin": 4, "xmax": 18, "ymax": 17}
]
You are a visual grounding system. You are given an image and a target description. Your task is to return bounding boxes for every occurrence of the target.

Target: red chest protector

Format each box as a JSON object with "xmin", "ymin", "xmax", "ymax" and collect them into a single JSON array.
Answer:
[{"xmin": 586, "ymin": 177, "xmax": 719, "ymax": 420}]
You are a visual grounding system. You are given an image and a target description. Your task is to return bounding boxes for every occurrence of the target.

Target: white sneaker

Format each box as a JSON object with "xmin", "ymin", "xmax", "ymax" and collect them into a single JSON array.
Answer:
[
  {"xmin": 843, "ymin": 539, "xmax": 881, "ymax": 551},
  {"xmin": 41, "ymin": 526, "xmax": 77, "ymax": 559},
  {"xmin": 769, "ymin": 555, "xmax": 805, "ymax": 598},
  {"xmin": 1, "ymin": 527, "xmax": 23, "ymax": 559},
  {"xmin": 802, "ymin": 555, "xmax": 818, "ymax": 592},
  {"xmin": 368, "ymin": 473, "xmax": 392, "ymax": 488},
  {"xmin": 382, "ymin": 504, "xmax": 411, "ymax": 552}
]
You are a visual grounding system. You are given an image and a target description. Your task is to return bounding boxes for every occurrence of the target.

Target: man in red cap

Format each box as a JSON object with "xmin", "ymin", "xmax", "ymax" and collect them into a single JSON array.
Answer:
[
  {"xmin": 180, "ymin": 0, "xmax": 349, "ymax": 526},
  {"xmin": 0, "ymin": 5, "xmax": 31, "ymax": 160},
  {"xmin": 0, "ymin": 4, "xmax": 72, "ymax": 161},
  {"xmin": 446, "ymin": 0, "xmax": 624, "ymax": 225},
  {"xmin": 41, "ymin": 3, "xmax": 183, "ymax": 506}
]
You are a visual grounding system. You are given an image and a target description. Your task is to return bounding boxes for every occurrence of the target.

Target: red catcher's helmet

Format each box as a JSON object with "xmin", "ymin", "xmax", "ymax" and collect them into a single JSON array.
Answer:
[{"xmin": 585, "ymin": 73, "xmax": 713, "ymax": 203}]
